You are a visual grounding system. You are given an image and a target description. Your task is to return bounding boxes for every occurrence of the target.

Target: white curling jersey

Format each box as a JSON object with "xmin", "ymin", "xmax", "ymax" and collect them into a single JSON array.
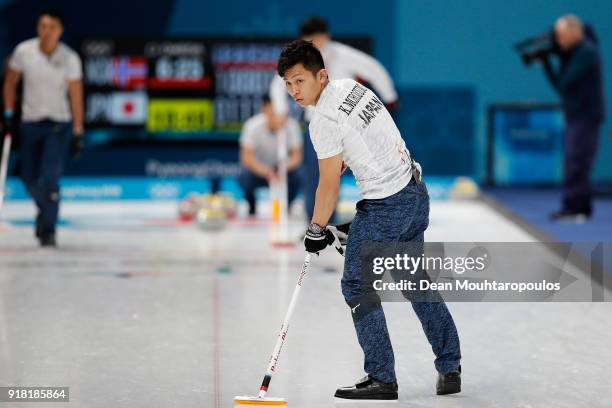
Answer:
[
  {"xmin": 309, "ymin": 79, "xmax": 414, "ymax": 199},
  {"xmin": 9, "ymin": 38, "xmax": 82, "ymax": 122}
]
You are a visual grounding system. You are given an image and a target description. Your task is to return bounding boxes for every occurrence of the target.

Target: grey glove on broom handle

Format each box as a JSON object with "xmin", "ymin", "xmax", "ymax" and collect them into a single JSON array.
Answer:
[{"xmin": 328, "ymin": 222, "xmax": 351, "ymax": 247}]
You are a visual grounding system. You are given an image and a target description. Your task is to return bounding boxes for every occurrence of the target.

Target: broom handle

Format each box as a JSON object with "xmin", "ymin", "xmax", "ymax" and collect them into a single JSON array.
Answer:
[
  {"xmin": 276, "ymin": 128, "xmax": 288, "ymax": 241},
  {"xmin": 257, "ymin": 253, "xmax": 312, "ymax": 399},
  {"xmin": 0, "ymin": 133, "xmax": 12, "ymax": 211}
]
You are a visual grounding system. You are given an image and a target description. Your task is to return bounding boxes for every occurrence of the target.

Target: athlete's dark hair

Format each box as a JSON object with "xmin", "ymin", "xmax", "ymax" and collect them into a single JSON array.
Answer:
[
  {"xmin": 300, "ymin": 17, "xmax": 329, "ymax": 36},
  {"xmin": 39, "ymin": 9, "xmax": 63, "ymax": 25},
  {"xmin": 277, "ymin": 40, "xmax": 325, "ymax": 78},
  {"xmin": 261, "ymin": 94, "xmax": 271, "ymax": 105}
]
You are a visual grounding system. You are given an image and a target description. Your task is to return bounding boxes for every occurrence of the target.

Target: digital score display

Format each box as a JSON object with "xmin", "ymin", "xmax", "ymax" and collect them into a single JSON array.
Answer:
[{"xmin": 81, "ymin": 37, "xmax": 370, "ymax": 141}]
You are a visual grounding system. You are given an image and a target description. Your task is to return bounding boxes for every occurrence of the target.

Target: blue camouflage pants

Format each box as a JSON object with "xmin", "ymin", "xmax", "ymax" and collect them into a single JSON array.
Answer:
[{"xmin": 341, "ymin": 177, "xmax": 461, "ymax": 383}]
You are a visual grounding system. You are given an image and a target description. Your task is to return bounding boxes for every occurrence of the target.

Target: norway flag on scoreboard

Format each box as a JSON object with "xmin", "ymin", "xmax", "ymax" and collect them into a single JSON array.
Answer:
[
  {"xmin": 109, "ymin": 92, "xmax": 147, "ymax": 124},
  {"xmin": 112, "ymin": 57, "xmax": 147, "ymax": 89}
]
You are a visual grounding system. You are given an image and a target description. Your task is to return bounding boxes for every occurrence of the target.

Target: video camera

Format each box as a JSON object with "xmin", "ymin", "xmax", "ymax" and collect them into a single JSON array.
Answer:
[{"xmin": 514, "ymin": 29, "xmax": 559, "ymax": 66}]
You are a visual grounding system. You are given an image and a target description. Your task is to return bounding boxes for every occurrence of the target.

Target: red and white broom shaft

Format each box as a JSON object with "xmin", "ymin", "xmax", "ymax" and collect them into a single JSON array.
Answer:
[{"xmin": 257, "ymin": 253, "xmax": 312, "ymax": 399}]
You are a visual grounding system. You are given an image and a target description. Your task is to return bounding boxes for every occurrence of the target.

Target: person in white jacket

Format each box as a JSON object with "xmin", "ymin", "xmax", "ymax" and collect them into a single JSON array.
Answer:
[{"xmin": 270, "ymin": 17, "xmax": 398, "ymax": 220}]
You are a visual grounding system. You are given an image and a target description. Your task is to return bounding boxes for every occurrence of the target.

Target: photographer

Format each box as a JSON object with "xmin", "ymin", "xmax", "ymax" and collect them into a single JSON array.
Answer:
[{"xmin": 540, "ymin": 15, "xmax": 605, "ymax": 221}]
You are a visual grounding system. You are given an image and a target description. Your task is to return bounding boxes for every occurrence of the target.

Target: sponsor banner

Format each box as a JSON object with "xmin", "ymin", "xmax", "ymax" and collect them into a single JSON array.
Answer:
[
  {"xmin": 3, "ymin": 177, "xmax": 241, "ymax": 201},
  {"xmin": 144, "ymin": 159, "xmax": 240, "ymax": 178},
  {"xmin": 4, "ymin": 176, "xmax": 451, "ymax": 201}
]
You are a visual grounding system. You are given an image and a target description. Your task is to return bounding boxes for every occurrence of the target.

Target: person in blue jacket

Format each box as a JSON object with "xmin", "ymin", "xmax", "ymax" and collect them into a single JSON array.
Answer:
[{"xmin": 541, "ymin": 15, "xmax": 605, "ymax": 221}]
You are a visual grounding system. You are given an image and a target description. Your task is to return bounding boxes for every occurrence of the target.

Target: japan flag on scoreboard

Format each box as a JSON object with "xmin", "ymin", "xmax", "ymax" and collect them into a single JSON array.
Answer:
[{"xmin": 110, "ymin": 92, "xmax": 147, "ymax": 124}]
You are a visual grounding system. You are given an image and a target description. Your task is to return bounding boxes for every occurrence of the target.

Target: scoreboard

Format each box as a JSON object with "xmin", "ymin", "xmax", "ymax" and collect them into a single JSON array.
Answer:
[{"xmin": 80, "ymin": 37, "xmax": 370, "ymax": 142}]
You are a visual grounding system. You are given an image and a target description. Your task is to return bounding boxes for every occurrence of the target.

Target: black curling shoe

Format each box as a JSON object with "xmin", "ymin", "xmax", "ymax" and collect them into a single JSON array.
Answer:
[
  {"xmin": 437, "ymin": 366, "xmax": 461, "ymax": 395},
  {"xmin": 334, "ymin": 375, "xmax": 398, "ymax": 400},
  {"xmin": 39, "ymin": 233, "xmax": 57, "ymax": 248}
]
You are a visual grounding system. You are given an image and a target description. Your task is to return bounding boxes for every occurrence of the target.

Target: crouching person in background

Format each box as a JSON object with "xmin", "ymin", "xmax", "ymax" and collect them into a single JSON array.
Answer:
[{"xmin": 239, "ymin": 95, "xmax": 303, "ymax": 217}]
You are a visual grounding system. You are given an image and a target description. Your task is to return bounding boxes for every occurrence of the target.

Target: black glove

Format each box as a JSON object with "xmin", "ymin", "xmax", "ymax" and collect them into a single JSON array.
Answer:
[
  {"xmin": 304, "ymin": 223, "xmax": 336, "ymax": 254},
  {"xmin": 70, "ymin": 136, "xmax": 84, "ymax": 158},
  {"xmin": 2, "ymin": 113, "xmax": 15, "ymax": 136}
]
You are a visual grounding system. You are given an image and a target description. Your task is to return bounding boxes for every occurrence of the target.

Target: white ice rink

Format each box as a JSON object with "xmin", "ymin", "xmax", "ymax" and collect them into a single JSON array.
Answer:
[{"xmin": 1, "ymin": 199, "xmax": 611, "ymax": 408}]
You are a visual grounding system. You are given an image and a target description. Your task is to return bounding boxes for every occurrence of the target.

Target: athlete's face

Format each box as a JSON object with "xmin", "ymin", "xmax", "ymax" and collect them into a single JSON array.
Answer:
[
  {"xmin": 283, "ymin": 63, "xmax": 328, "ymax": 107},
  {"xmin": 37, "ymin": 15, "xmax": 63, "ymax": 49}
]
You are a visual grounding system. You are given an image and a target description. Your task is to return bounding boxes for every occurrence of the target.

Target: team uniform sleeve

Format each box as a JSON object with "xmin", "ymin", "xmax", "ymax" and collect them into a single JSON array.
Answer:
[
  {"xmin": 8, "ymin": 44, "xmax": 26, "ymax": 72},
  {"xmin": 239, "ymin": 120, "xmax": 256, "ymax": 148},
  {"xmin": 343, "ymin": 46, "xmax": 398, "ymax": 103},
  {"xmin": 286, "ymin": 119, "xmax": 303, "ymax": 149},
  {"xmin": 309, "ymin": 119, "xmax": 343, "ymax": 160},
  {"xmin": 270, "ymin": 75, "xmax": 289, "ymax": 115},
  {"xmin": 67, "ymin": 52, "xmax": 83, "ymax": 81}
]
